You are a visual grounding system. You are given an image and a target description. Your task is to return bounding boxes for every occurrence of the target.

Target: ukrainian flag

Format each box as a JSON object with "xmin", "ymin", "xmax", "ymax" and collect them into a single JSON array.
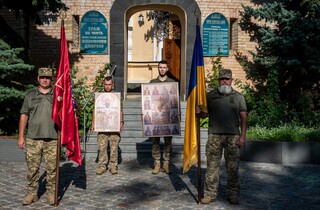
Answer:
[{"xmin": 183, "ymin": 25, "xmax": 207, "ymax": 173}]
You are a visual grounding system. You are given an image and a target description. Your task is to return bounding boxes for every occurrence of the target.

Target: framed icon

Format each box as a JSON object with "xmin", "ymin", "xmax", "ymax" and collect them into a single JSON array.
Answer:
[
  {"xmin": 141, "ymin": 82, "xmax": 180, "ymax": 137},
  {"xmin": 93, "ymin": 92, "xmax": 121, "ymax": 132}
]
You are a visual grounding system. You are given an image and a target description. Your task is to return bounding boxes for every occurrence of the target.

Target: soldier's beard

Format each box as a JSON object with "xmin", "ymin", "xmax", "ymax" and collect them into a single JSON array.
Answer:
[{"xmin": 218, "ymin": 85, "xmax": 232, "ymax": 95}]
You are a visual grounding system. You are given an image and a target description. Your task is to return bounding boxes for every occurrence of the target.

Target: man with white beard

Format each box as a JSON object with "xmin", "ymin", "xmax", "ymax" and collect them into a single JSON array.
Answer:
[{"xmin": 197, "ymin": 69, "xmax": 247, "ymax": 205}]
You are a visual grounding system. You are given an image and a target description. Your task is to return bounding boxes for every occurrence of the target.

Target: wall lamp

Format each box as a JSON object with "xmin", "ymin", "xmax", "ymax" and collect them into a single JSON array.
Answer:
[{"xmin": 138, "ymin": 13, "xmax": 144, "ymax": 26}]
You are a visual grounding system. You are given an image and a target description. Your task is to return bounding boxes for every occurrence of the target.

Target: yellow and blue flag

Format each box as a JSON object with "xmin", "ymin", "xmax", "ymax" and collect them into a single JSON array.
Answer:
[{"xmin": 183, "ymin": 25, "xmax": 207, "ymax": 173}]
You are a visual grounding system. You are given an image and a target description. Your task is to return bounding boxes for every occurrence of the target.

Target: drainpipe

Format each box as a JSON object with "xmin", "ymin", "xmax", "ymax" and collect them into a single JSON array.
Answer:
[{"xmin": 153, "ymin": 18, "xmax": 157, "ymax": 61}]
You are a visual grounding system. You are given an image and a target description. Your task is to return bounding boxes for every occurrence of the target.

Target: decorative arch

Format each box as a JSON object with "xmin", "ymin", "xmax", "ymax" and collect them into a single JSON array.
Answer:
[{"xmin": 110, "ymin": 0, "xmax": 200, "ymax": 99}]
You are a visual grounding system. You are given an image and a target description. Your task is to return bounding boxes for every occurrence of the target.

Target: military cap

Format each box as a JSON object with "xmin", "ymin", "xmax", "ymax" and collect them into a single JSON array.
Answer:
[
  {"xmin": 218, "ymin": 69, "xmax": 232, "ymax": 79},
  {"xmin": 38, "ymin": 67, "xmax": 53, "ymax": 77}
]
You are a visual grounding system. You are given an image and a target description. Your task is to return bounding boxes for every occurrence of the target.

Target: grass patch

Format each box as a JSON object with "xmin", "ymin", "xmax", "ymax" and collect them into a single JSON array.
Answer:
[{"xmin": 247, "ymin": 125, "xmax": 320, "ymax": 142}]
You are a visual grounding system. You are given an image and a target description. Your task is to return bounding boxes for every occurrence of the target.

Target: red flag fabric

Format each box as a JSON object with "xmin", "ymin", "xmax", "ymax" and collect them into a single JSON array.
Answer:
[{"xmin": 52, "ymin": 26, "xmax": 82, "ymax": 166}]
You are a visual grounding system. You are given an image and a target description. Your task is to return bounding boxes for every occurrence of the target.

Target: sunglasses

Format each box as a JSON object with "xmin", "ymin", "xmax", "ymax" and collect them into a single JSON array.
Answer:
[{"xmin": 219, "ymin": 78, "xmax": 231, "ymax": 81}]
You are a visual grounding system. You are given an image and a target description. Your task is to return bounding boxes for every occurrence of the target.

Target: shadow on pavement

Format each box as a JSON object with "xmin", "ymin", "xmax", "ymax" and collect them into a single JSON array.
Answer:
[{"xmin": 57, "ymin": 156, "xmax": 86, "ymax": 202}]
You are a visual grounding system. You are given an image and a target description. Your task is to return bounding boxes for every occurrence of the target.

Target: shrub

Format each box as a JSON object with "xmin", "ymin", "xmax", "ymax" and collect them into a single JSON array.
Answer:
[
  {"xmin": 0, "ymin": 39, "xmax": 34, "ymax": 135},
  {"xmin": 247, "ymin": 124, "xmax": 320, "ymax": 142},
  {"xmin": 72, "ymin": 62, "xmax": 114, "ymax": 136},
  {"xmin": 200, "ymin": 55, "xmax": 222, "ymax": 127}
]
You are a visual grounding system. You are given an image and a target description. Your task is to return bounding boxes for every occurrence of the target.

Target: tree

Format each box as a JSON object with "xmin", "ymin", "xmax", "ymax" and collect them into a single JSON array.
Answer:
[
  {"xmin": 238, "ymin": 0, "xmax": 320, "ymax": 126},
  {"xmin": 0, "ymin": 39, "xmax": 34, "ymax": 134},
  {"xmin": 0, "ymin": 0, "xmax": 67, "ymax": 48},
  {"xmin": 0, "ymin": 0, "xmax": 67, "ymax": 23},
  {"xmin": 0, "ymin": 1, "xmax": 67, "ymax": 134},
  {"xmin": 146, "ymin": 10, "xmax": 171, "ymax": 42}
]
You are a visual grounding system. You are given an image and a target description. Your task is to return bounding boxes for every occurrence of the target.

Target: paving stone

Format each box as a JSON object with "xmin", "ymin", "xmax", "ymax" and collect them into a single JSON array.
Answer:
[{"xmin": 1, "ymin": 140, "xmax": 320, "ymax": 209}]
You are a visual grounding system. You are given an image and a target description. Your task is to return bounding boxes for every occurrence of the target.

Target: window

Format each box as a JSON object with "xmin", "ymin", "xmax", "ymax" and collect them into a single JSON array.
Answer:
[{"xmin": 229, "ymin": 18, "xmax": 238, "ymax": 50}]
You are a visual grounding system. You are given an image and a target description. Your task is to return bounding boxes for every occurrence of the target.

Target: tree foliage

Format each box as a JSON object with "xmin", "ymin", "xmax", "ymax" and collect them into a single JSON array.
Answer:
[
  {"xmin": 0, "ymin": 0, "xmax": 67, "ymax": 49},
  {"xmin": 0, "ymin": 0, "xmax": 67, "ymax": 24},
  {"xmin": 0, "ymin": 0, "xmax": 67, "ymax": 134},
  {"xmin": 71, "ymin": 63, "xmax": 114, "ymax": 136},
  {"xmin": 238, "ymin": 0, "xmax": 320, "ymax": 127},
  {"xmin": 0, "ymin": 39, "xmax": 34, "ymax": 134}
]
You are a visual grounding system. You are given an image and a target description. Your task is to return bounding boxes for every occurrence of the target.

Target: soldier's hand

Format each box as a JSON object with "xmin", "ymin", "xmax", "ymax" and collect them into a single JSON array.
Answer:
[
  {"xmin": 17, "ymin": 137, "xmax": 25, "ymax": 149},
  {"xmin": 195, "ymin": 106, "xmax": 202, "ymax": 114},
  {"xmin": 237, "ymin": 136, "xmax": 246, "ymax": 147}
]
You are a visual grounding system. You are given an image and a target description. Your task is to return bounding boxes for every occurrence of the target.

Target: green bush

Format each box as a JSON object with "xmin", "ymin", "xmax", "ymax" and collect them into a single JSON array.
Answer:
[
  {"xmin": 72, "ymin": 62, "xmax": 113, "ymax": 137},
  {"xmin": 0, "ymin": 39, "xmax": 34, "ymax": 135},
  {"xmin": 71, "ymin": 66, "xmax": 92, "ymax": 137},
  {"xmin": 200, "ymin": 54, "xmax": 222, "ymax": 127},
  {"xmin": 247, "ymin": 124, "xmax": 320, "ymax": 142}
]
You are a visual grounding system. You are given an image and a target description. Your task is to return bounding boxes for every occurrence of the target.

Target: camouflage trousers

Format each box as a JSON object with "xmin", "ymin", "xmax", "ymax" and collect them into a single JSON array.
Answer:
[
  {"xmin": 152, "ymin": 137, "xmax": 172, "ymax": 164},
  {"xmin": 204, "ymin": 134, "xmax": 240, "ymax": 199},
  {"xmin": 97, "ymin": 132, "xmax": 121, "ymax": 170},
  {"xmin": 25, "ymin": 138, "xmax": 57, "ymax": 196}
]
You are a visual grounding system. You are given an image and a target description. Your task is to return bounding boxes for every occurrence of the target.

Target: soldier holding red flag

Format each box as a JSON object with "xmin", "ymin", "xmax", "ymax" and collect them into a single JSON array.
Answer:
[{"xmin": 18, "ymin": 67, "xmax": 58, "ymax": 206}]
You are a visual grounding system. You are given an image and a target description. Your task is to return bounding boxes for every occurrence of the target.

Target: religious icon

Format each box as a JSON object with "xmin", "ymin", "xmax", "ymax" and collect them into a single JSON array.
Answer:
[
  {"xmin": 94, "ymin": 92, "xmax": 121, "ymax": 132},
  {"xmin": 141, "ymin": 82, "xmax": 181, "ymax": 137}
]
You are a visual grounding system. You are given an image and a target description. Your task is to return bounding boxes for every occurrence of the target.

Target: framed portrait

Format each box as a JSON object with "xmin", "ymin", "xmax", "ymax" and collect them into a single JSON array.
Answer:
[
  {"xmin": 93, "ymin": 92, "xmax": 121, "ymax": 132},
  {"xmin": 141, "ymin": 82, "xmax": 180, "ymax": 137}
]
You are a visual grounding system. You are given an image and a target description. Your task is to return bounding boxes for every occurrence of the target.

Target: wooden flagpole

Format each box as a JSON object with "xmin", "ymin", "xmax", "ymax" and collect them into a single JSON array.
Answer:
[
  {"xmin": 54, "ymin": 11, "xmax": 67, "ymax": 206},
  {"xmin": 54, "ymin": 133, "xmax": 61, "ymax": 206},
  {"xmin": 196, "ymin": 113, "xmax": 202, "ymax": 204}
]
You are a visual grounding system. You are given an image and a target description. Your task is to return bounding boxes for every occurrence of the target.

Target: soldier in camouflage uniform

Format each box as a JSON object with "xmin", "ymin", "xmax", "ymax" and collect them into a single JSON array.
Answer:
[
  {"xmin": 149, "ymin": 60, "xmax": 176, "ymax": 174},
  {"xmin": 197, "ymin": 69, "xmax": 247, "ymax": 205},
  {"xmin": 17, "ymin": 68, "xmax": 58, "ymax": 206},
  {"xmin": 92, "ymin": 76, "xmax": 123, "ymax": 175}
]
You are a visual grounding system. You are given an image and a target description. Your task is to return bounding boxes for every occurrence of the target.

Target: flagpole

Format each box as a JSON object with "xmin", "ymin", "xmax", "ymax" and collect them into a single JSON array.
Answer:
[
  {"xmin": 195, "ymin": 11, "xmax": 202, "ymax": 204},
  {"xmin": 54, "ymin": 132, "xmax": 61, "ymax": 206},
  {"xmin": 196, "ymin": 113, "xmax": 201, "ymax": 204},
  {"xmin": 183, "ymin": 17, "xmax": 206, "ymax": 205},
  {"xmin": 54, "ymin": 11, "xmax": 67, "ymax": 206}
]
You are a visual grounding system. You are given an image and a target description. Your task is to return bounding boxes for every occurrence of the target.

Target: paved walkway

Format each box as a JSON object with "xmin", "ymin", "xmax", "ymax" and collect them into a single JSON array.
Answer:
[{"xmin": 0, "ymin": 139, "xmax": 320, "ymax": 210}]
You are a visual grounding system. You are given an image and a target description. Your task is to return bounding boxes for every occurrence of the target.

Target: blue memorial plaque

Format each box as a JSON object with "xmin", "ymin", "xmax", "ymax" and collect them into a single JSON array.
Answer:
[
  {"xmin": 202, "ymin": 12, "xmax": 229, "ymax": 56},
  {"xmin": 80, "ymin": 10, "xmax": 108, "ymax": 54}
]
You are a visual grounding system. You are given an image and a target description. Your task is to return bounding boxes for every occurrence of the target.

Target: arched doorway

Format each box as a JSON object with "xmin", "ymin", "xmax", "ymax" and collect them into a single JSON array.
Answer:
[
  {"xmin": 126, "ymin": 9, "xmax": 182, "ymax": 94},
  {"xmin": 110, "ymin": 0, "xmax": 201, "ymax": 100}
]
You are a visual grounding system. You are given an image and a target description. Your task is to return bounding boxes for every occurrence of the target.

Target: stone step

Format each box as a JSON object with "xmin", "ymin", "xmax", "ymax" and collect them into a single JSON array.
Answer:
[
  {"xmin": 83, "ymin": 98, "xmax": 208, "ymax": 156},
  {"xmin": 83, "ymin": 133, "xmax": 208, "ymax": 156}
]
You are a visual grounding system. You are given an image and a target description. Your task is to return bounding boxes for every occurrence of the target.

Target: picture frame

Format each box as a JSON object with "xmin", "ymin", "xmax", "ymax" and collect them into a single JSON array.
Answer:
[
  {"xmin": 93, "ymin": 92, "xmax": 121, "ymax": 132},
  {"xmin": 141, "ymin": 82, "xmax": 180, "ymax": 137}
]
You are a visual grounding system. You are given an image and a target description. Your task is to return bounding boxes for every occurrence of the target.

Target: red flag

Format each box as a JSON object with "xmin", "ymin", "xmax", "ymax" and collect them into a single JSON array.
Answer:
[{"xmin": 52, "ymin": 25, "xmax": 82, "ymax": 166}]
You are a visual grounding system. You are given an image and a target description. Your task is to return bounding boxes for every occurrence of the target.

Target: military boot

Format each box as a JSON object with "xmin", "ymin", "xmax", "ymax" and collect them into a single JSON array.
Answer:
[
  {"xmin": 152, "ymin": 162, "xmax": 161, "ymax": 174},
  {"xmin": 227, "ymin": 196, "xmax": 240, "ymax": 205},
  {"xmin": 47, "ymin": 194, "xmax": 55, "ymax": 205},
  {"xmin": 110, "ymin": 167, "xmax": 118, "ymax": 175},
  {"xmin": 162, "ymin": 161, "xmax": 170, "ymax": 174},
  {"xmin": 201, "ymin": 196, "xmax": 216, "ymax": 204},
  {"xmin": 95, "ymin": 168, "xmax": 106, "ymax": 175},
  {"xmin": 22, "ymin": 194, "xmax": 38, "ymax": 205}
]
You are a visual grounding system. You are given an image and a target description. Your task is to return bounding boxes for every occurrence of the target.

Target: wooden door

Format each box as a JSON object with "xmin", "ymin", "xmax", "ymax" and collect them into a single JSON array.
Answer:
[{"xmin": 163, "ymin": 38, "xmax": 181, "ymax": 81}]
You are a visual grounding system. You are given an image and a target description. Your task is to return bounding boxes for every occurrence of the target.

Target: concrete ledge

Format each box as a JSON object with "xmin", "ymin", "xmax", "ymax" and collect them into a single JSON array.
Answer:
[
  {"xmin": 2, "ymin": 138, "xmax": 319, "ymax": 165},
  {"xmin": 240, "ymin": 141, "xmax": 320, "ymax": 164},
  {"xmin": 0, "ymin": 139, "xmax": 25, "ymax": 162},
  {"xmin": 282, "ymin": 142, "xmax": 320, "ymax": 164}
]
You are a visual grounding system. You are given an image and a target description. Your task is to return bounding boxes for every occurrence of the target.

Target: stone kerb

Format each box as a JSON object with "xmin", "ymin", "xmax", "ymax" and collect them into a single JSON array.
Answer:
[{"xmin": 240, "ymin": 140, "xmax": 320, "ymax": 165}]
